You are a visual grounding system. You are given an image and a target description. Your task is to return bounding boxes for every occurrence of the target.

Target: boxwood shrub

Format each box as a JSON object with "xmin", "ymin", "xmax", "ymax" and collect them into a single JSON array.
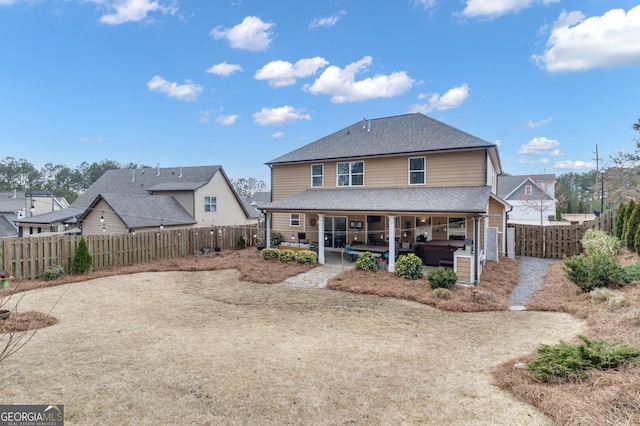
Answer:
[
  {"xmin": 295, "ymin": 250, "xmax": 317, "ymax": 264},
  {"xmin": 427, "ymin": 267, "xmax": 458, "ymax": 289},
  {"xmin": 355, "ymin": 252, "xmax": 377, "ymax": 273},
  {"xmin": 278, "ymin": 249, "xmax": 296, "ymax": 263},
  {"xmin": 261, "ymin": 248, "xmax": 279, "ymax": 260},
  {"xmin": 42, "ymin": 264, "xmax": 65, "ymax": 281},
  {"xmin": 395, "ymin": 253, "xmax": 423, "ymax": 280}
]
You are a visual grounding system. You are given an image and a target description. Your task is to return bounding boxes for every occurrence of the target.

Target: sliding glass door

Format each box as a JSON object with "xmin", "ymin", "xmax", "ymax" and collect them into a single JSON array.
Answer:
[{"xmin": 324, "ymin": 216, "xmax": 347, "ymax": 249}]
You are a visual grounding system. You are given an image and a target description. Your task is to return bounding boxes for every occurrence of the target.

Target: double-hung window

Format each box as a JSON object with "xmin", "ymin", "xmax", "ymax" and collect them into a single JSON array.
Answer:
[
  {"xmin": 311, "ymin": 164, "xmax": 324, "ymax": 188},
  {"xmin": 290, "ymin": 213, "xmax": 300, "ymax": 227},
  {"xmin": 409, "ymin": 157, "xmax": 426, "ymax": 185},
  {"xmin": 204, "ymin": 196, "xmax": 217, "ymax": 212},
  {"xmin": 337, "ymin": 161, "xmax": 364, "ymax": 187}
]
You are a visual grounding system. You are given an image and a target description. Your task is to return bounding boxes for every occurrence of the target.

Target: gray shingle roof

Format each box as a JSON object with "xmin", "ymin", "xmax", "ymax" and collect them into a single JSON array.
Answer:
[
  {"xmin": 242, "ymin": 191, "xmax": 271, "ymax": 219},
  {"xmin": 0, "ymin": 215, "xmax": 18, "ymax": 237},
  {"xmin": 259, "ymin": 186, "xmax": 494, "ymax": 214},
  {"xmin": 266, "ymin": 113, "xmax": 496, "ymax": 165},
  {"xmin": 85, "ymin": 194, "xmax": 197, "ymax": 228},
  {"xmin": 72, "ymin": 166, "xmax": 221, "ymax": 209},
  {"xmin": 497, "ymin": 174, "xmax": 555, "ymax": 199},
  {"xmin": 0, "ymin": 191, "xmax": 26, "ymax": 213}
]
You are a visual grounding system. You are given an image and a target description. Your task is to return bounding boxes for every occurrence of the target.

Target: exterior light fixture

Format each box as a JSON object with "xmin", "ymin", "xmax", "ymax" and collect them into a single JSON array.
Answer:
[{"xmin": 100, "ymin": 211, "xmax": 104, "ymax": 223}]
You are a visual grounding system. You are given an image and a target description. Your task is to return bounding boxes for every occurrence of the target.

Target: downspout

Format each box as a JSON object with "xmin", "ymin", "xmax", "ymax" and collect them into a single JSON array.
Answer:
[{"xmin": 505, "ymin": 205, "xmax": 513, "ymax": 257}]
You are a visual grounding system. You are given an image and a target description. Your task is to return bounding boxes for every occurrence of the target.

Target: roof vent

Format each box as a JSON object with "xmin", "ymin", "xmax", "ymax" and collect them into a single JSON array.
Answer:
[
  {"xmin": 179, "ymin": 166, "xmax": 182, "ymax": 178},
  {"xmin": 156, "ymin": 163, "xmax": 160, "ymax": 176},
  {"xmin": 131, "ymin": 169, "xmax": 135, "ymax": 182}
]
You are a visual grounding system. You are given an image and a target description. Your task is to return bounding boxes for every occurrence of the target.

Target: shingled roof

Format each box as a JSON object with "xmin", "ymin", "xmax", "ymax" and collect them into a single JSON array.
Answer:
[
  {"xmin": 266, "ymin": 113, "xmax": 497, "ymax": 165},
  {"xmin": 259, "ymin": 186, "xmax": 495, "ymax": 214},
  {"xmin": 81, "ymin": 194, "xmax": 197, "ymax": 228}
]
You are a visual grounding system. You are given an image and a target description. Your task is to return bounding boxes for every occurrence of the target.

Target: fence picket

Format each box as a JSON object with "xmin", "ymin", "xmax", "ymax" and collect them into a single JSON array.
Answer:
[{"xmin": 0, "ymin": 225, "xmax": 264, "ymax": 280}]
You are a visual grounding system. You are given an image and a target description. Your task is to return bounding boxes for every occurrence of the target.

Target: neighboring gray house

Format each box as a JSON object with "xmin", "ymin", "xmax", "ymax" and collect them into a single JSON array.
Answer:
[
  {"xmin": 0, "ymin": 190, "xmax": 68, "ymax": 237},
  {"xmin": 16, "ymin": 165, "xmax": 252, "ymax": 236},
  {"xmin": 242, "ymin": 191, "xmax": 270, "ymax": 223},
  {"xmin": 498, "ymin": 174, "xmax": 557, "ymax": 225}
]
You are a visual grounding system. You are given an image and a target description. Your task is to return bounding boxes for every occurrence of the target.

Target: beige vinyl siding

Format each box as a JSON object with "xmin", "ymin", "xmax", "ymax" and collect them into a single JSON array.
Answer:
[
  {"xmin": 194, "ymin": 171, "xmax": 248, "ymax": 226},
  {"xmin": 488, "ymin": 197, "xmax": 505, "ymax": 254},
  {"xmin": 271, "ymin": 212, "xmax": 317, "ymax": 243},
  {"xmin": 426, "ymin": 150, "xmax": 485, "ymax": 187},
  {"xmin": 272, "ymin": 149, "xmax": 487, "ymax": 199},
  {"xmin": 455, "ymin": 256, "xmax": 472, "ymax": 283},
  {"xmin": 154, "ymin": 191, "xmax": 194, "ymax": 216},
  {"xmin": 83, "ymin": 200, "xmax": 127, "ymax": 235}
]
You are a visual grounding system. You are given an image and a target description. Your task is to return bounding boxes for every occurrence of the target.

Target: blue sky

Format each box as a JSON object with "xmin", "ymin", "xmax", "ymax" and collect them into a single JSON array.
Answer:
[{"xmin": 1, "ymin": 0, "xmax": 639, "ymax": 183}]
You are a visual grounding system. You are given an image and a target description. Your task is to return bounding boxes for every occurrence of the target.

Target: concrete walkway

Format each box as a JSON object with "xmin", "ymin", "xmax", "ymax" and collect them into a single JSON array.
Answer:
[{"xmin": 278, "ymin": 252, "xmax": 355, "ymax": 289}]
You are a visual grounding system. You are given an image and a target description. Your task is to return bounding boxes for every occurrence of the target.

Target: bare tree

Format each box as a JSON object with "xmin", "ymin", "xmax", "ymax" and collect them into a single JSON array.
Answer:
[{"xmin": 519, "ymin": 174, "xmax": 557, "ymax": 226}]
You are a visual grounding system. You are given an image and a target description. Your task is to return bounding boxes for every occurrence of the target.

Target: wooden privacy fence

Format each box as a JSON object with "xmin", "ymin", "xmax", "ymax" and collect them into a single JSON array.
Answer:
[
  {"xmin": 509, "ymin": 210, "xmax": 616, "ymax": 259},
  {"xmin": 0, "ymin": 225, "xmax": 264, "ymax": 280}
]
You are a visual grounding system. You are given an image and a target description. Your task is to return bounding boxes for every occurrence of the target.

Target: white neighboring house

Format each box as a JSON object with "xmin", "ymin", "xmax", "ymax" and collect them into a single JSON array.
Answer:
[{"xmin": 498, "ymin": 174, "xmax": 557, "ymax": 226}]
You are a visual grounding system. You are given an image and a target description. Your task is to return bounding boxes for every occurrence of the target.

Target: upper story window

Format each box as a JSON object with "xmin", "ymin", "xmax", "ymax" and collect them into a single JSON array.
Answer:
[
  {"xmin": 290, "ymin": 213, "xmax": 300, "ymax": 227},
  {"xmin": 337, "ymin": 161, "xmax": 364, "ymax": 187},
  {"xmin": 311, "ymin": 164, "xmax": 324, "ymax": 188},
  {"xmin": 409, "ymin": 157, "xmax": 426, "ymax": 185},
  {"xmin": 204, "ymin": 196, "xmax": 217, "ymax": 212},
  {"xmin": 525, "ymin": 185, "xmax": 532, "ymax": 196}
]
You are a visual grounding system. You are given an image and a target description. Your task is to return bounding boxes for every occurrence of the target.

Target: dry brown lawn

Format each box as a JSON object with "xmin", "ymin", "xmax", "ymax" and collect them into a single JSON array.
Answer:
[{"xmin": 0, "ymin": 248, "xmax": 638, "ymax": 424}]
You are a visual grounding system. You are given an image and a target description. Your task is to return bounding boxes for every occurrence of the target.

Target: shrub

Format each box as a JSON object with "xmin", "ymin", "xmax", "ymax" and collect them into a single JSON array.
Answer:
[
  {"xmin": 527, "ymin": 335, "xmax": 640, "ymax": 383},
  {"xmin": 622, "ymin": 199, "xmax": 636, "ymax": 243},
  {"xmin": 433, "ymin": 288, "xmax": 452, "ymax": 299},
  {"xmin": 236, "ymin": 235, "xmax": 246, "ymax": 249},
  {"xmin": 427, "ymin": 267, "xmax": 458, "ymax": 289},
  {"xmin": 355, "ymin": 252, "xmax": 377, "ymax": 273},
  {"xmin": 563, "ymin": 253, "xmax": 624, "ymax": 293},
  {"xmin": 261, "ymin": 248, "xmax": 279, "ymax": 260},
  {"xmin": 72, "ymin": 236, "xmax": 93, "ymax": 274},
  {"xmin": 278, "ymin": 249, "xmax": 296, "ymax": 263},
  {"xmin": 635, "ymin": 226, "xmax": 640, "ymax": 255},
  {"xmin": 295, "ymin": 250, "xmax": 317, "ymax": 264},
  {"xmin": 622, "ymin": 263, "xmax": 640, "ymax": 284},
  {"xmin": 270, "ymin": 231, "xmax": 284, "ymax": 246},
  {"xmin": 581, "ymin": 228, "xmax": 620, "ymax": 257},
  {"xmin": 590, "ymin": 287, "xmax": 615, "ymax": 304},
  {"xmin": 395, "ymin": 253, "xmax": 423, "ymax": 280},
  {"xmin": 42, "ymin": 264, "xmax": 64, "ymax": 281},
  {"xmin": 626, "ymin": 309, "xmax": 640, "ymax": 327}
]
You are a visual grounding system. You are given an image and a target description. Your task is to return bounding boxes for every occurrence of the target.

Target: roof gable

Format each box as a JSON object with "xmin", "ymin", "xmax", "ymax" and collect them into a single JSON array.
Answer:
[
  {"xmin": 498, "ymin": 174, "xmax": 555, "ymax": 200},
  {"xmin": 266, "ymin": 113, "xmax": 497, "ymax": 165}
]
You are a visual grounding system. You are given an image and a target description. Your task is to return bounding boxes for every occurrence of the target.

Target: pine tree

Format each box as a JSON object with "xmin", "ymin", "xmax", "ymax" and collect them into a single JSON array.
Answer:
[
  {"xmin": 72, "ymin": 236, "xmax": 93, "ymax": 274},
  {"xmin": 578, "ymin": 200, "xmax": 584, "ymax": 214},
  {"xmin": 567, "ymin": 201, "xmax": 573, "ymax": 214}
]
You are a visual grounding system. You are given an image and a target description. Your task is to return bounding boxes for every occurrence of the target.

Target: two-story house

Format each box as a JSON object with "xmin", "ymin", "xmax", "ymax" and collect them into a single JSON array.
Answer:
[
  {"xmin": 259, "ymin": 113, "xmax": 510, "ymax": 285},
  {"xmin": 0, "ymin": 190, "xmax": 68, "ymax": 237},
  {"xmin": 16, "ymin": 165, "xmax": 252, "ymax": 236},
  {"xmin": 497, "ymin": 174, "xmax": 556, "ymax": 225}
]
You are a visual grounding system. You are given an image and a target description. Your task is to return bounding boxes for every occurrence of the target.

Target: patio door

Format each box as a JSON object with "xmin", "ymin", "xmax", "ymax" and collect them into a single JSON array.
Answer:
[{"xmin": 324, "ymin": 216, "xmax": 347, "ymax": 249}]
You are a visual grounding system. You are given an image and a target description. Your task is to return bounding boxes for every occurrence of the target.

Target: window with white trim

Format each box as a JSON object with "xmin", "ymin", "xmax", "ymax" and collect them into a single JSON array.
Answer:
[
  {"xmin": 408, "ymin": 157, "xmax": 426, "ymax": 185},
  {"xmin": 204, "ymin": 196, "xmax": 217, "ymax": 212},
  {"xmin": 337, "ymin": 161, "xmax": 364, "ymax": 187},
  {"xmin": 311, "ymin": 164, "xmax": 324, "ymax": 188},
  {"xmin": 290, "ymin": 213, "xmax": 300, "ymax": 227},
  {"xmin": 525, "ymin": 185, "xmax": 532, "ymax": 196}
]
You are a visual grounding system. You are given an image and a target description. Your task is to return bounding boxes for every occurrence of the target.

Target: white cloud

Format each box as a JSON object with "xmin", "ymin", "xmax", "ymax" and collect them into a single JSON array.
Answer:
[
  {"xmin": 90, "ymin": 0, "xmax": 178, "ymax": 25},
  {"xmin": 206, "ymin": 62, "xmax": 243, "ymax": 77},
  {"xmin": 304, "ymin": 56, "xmax": 414, "ymax": 103},
  {"xmin": 309, "ymin": 10, "xmax": 346, "ymax": 29},
  {"xmin": 459, "ymin": 0, "xmax": 558, "ymax": 19},
  {"xmin": 554, "ymin": 160, "xmax": 596, "ymax": 169},
  {"xmin": 216, "ymin": 114, "xmax": 238, "ymax": 125},
  {"xmin": 518, "ymin": 136, "xmax": 560, "ymax": 155},
  {"xmin": 532, "ymin": 6, "xmax": 640, "ymax": 72},
  {"xmin": 409, "ymin": 84, "xmax": 469, "ymax": 113},
  {"xmin": 210, "ymin": 16, "xmax": 274, "ymax": 52},
  {"xmin": 0, "ymin": 0, "xmax": 19, "ymax": 5},
  {"xmin": 147, "ymin": 75, "xmax": 203, "ymax": 101},
  {"xmin": 518, "ymin": 158, "xmax": 549, "ymax": 165},
  {"xmin": 252, "ymin": 106, "xmax": 311, "ymax": 127},
  {"xmin": 271, "ymin": 132, "xmax": 286, "ymax": 138},
  {"xmin": 525, "ymin": 116, "xmax": 552, "ymax": 128},
  {"xmin": 79, "ymin": 136, "xmax": 104, "ymax": 144},
  {"xmin": 411, "ymin": 0, "xmax": 437, "ymax": 9},
  {"xmin": 255, "ymin": 57, "xmax": 329, "ymax": 87}
]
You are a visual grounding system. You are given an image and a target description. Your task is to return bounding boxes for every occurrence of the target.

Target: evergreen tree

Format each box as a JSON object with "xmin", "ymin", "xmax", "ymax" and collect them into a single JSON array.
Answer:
[
  {"xmin": 623, "ymin": 199, "xmax": 636, "ymax": 243},
  {"xmin": 625, "ymin": 204, "xmax": 640, "ymax": 250},
  {"xmin": 578, "ymin": 200, "xmax": 584, "ymax": 214},
  {"xmin": 615, "ymin": 203, "xmax": 626, "ymax": 240},
  {"xmin": 567, "ymin": 201, "xmax": 573, "ymax": 214},
  {"xmin": 72, "ymin": 236, "xmax": 93, "ymax": 274}
]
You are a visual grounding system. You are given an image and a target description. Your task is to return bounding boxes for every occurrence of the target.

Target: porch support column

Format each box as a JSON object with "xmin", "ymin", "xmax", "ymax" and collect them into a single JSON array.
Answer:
[
  {"xmin": 318, "ymin": 213, "xmax": 325, "ymax": 265},
  {"xmin": 473, "ymin": 215, "xmax": 480, "ymax": 285},
  {"xmin": 265, "ymin": 213, "xmax": 272, "ymax": 248},
  {"xmin": 388, "ymin": 215, "xmax": 396, "ymax": 273}
]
